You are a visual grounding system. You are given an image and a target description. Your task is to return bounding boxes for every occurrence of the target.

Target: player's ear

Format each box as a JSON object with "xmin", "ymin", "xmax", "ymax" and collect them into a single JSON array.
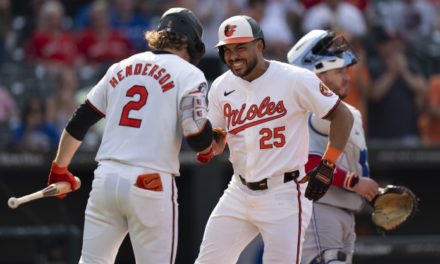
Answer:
[{"xmin": 256, "ymin": 39, "xmax": 264, "ymax": 51}]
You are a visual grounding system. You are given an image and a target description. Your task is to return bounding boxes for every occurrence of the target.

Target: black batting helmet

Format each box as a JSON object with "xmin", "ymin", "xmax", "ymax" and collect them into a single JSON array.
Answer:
[{"xmin": 156, "ymin": 7, "xmax": 205, "ymax": 65}]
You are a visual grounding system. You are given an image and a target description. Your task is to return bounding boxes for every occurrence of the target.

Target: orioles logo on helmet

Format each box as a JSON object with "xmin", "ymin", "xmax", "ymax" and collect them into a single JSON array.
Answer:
[
  {"xmin": 319, "ymin": 82, "xmax": 334, "ymax": 97},
  {"xmin": 224, "ymin": 25, "xmax": 237, "ymax": 37}
]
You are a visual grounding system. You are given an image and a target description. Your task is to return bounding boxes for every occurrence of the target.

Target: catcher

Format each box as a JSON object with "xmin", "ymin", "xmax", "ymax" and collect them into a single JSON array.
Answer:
[
  {"xmin": 288, "ymin": 30, "xmax": 419, "ymax": 264},
  {"xmin": 288, "ymin": 30, "xmax": 380, "ymax": 264}
]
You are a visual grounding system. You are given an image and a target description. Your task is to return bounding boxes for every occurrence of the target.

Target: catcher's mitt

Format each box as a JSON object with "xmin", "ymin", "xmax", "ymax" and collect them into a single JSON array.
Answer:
[{"xmin": 370, "ymin": 185, "xmax": 418, "ymax": 232}]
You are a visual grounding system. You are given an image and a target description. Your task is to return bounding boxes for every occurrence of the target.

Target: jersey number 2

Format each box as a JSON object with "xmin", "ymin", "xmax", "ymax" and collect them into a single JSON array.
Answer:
[
  {"xmin": 119, "ymin": 85, "xmax": 148, "ymax": 128},
  {"xmin": 259, "ymin": 126, "xmax": 286, "ymax": 149}
]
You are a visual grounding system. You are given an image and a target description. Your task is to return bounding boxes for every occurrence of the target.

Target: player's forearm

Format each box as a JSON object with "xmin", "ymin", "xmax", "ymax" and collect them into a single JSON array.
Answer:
[
  {"xmin": 54, "ymin": 129, "xmax": 82, "ymax": 167},
  {"xmin": 326, "ymin": 103, "xmax": 353, "ymax": 155}
]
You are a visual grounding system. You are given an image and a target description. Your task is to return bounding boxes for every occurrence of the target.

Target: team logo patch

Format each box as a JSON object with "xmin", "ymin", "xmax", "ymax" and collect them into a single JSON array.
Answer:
[
  {"xmin": 198, "ymin": 82, "xmax": 208, "ymax": 92},
  {"xmin": 319, "ymin": 82, "xmax": 334, "ymax": 97},
  {"xmin": 224, "ymin": 24, "xmax": 237, "ymax": 37}
]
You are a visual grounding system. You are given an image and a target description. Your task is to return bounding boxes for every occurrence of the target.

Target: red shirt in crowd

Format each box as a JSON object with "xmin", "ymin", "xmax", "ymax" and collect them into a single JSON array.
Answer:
[
  {"xmin": 77, "ymin": 29, "xmax": 134, "ymax": 64},
  {"xmin": 27, "ymin": 31, "xmax": 79, "ymax": 67}
]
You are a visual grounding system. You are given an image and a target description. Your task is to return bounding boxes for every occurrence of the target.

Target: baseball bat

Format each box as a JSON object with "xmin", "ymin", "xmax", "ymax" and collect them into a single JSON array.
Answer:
[{"xmin": 7, "ymin": 177, "xmax": 81, "ymax": 209}]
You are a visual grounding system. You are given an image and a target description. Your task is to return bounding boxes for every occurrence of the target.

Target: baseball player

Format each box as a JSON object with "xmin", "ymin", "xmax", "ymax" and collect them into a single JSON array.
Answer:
[
  {"xmin": 287, "ymin": 30, "xmax": 380, "ymax": 264},
  {"xmin": 194, "ymin": 16, "xmax": 354, "ymax": 264},
  {"xmin": 46, "ymin": 8, "xmax": 221, "ymax": 264}
]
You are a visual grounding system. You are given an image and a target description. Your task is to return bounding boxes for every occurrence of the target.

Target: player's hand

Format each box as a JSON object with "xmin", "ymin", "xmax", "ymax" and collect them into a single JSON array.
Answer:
[
  {"xmin": 353, "ymin": 177, "xmax": 380, "ymax": 202},
  {"xmin": 196, "ymin": 128, "xmax": 227, "ymax": 163},
  {"xmin": 196, "ymin": 141, "xmax": 216, "ymax": 163},
  {"xmin": 212, "ymin": 128, "xmax": 227, "ymax": 155},
  {"xmin": 48, "ymin": 161, "xmax": 78, "ymax": 199},
  {"xmin": 304, "ymin": 159, "xmax": 335, "ymax": 201}
]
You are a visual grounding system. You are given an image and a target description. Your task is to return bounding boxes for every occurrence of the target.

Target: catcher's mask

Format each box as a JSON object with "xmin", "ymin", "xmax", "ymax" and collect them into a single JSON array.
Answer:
[
  {"xmin": 156, "ymin": 7, "xmax": 205, "ymax": 65},
  {"xmin": 216, "ymin": 15, "xmax": 265, "ymax": 64},
  {"xmin": 287, "ymin": 30, "xmax": 358, "ymax": 73}
]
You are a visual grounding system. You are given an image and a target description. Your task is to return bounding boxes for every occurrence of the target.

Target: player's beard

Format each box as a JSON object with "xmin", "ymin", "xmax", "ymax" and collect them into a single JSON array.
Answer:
[{"xmin": 228, "ymin": 55, "xmax": 258, "ymax": 79}]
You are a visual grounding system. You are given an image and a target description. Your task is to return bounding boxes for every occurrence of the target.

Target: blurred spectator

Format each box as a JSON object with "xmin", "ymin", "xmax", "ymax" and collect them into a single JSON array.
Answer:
[
  {"xmin": 0, "ymin": 84, "xmax": 16, "ymax": 122},
  {"xmin": 245, "ymin": 0, "xmax": 266, "ymax": 20},
  {"xmin": 0, "ymin": 0, "xmax": 10, "ymax": 64},
  {"xmin": 0, "ymin": 84, "xmax": 17, "ymax": 149},
  {"xmin": 345, "ymin": 0, "xmax": 368, "ymax": 11},
  {"xmin": 45, "ymin": 67, "xmax": 79, "ymax": 133},
  {"xmin": 184, "ymin": 0, "xmax": 244, "ymax": 81},
  {"xmin": 12, "ymin": 97, "xmax": 59, "ymax": 151},
  {"xmin": 367, "ymin": 28, "xmax": 428, "ymax": 146},
  {"xmin": 419, "ymin": 74, "xmax": 440, "ymax": 145},
  {"xmin": 72, "ymin": 1, "xmax": 93, "ymax": 30},
  {"xmin": 109, "ymin": 0, "xmax": 151, "ymax": 52},
  {"xmin": 378, "ymin": 0, "xmax": 436, "ymax": 44},
  {"xmin": 301, "ymin": 0, "xmax": 367, "ymax": 37},
  {"xmin": 77, "ymin": 0, "xmax": 134, "ymax": 73},
  {"xmin": 342, "ymin": 33, "xmax": 372, "ymax": 131},
  {"xmin": 300, "ymin": 0, "xmax": 322, "ymax": 9},
  {"xmin": 258, "ymin": 0, "xmax": 303, "ymax": 61},
  {"xmin": 25, "ymin": 0, "xmax": 80, "ymax": 71}
]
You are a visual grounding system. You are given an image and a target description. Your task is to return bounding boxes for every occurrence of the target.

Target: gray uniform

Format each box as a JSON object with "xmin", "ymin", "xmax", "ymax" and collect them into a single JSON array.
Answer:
[{"xmin": 301, "ymin": 103, "xmax": 369, "ymax": 264}]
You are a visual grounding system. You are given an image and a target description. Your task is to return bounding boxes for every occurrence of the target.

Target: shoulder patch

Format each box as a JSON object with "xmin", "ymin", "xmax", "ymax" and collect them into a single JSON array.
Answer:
[
  {"xmin": 319, "ymin": 82, "xmax": 334, "ymax": 97},
  {"xmin": 198, "ymin": 82, "xmax": 208, "ymax": 92}
]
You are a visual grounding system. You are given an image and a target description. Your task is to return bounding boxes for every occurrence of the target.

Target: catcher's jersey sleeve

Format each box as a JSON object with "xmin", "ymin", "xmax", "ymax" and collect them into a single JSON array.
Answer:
[
  {"xmin": 86, "ymin": 51, "xmax": 207, "ymax": 175},
  {"xmin": 309, "ymin": 103, "xmax": 368, "ymax": 176},
  {"xmin": 308, "ymin": 103, "xmax": 368, "ymax": 211}
]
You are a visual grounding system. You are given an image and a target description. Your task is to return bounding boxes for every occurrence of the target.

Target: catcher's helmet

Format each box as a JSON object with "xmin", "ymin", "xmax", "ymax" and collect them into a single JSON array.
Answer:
[
  {"xmin": 216, "ymin": 15, "xmax": 265, "ymax": 63},
  {"xmin": 287, "ymin": 30, "xmax": 357, "ymax": 73},
  {"xmin": 156, "ymin": 7, "xmax": 205, "ymax": 65}
]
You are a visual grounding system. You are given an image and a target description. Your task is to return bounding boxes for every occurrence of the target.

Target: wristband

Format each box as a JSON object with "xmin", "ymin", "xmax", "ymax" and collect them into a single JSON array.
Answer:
[
  {"xmin": 322, "ymin": 144, "xmax": 342, "ymax": 164},
  {"xmin": 51, "ymin": 161, "xmax": 68, "ymax": 174},
  {"xmin": 196, "ymin": 144, "xmax": 214, "ymax": 163},
  {"xmin": 343, "ymin": 172, "xmax": 359, "ymax": 189}
]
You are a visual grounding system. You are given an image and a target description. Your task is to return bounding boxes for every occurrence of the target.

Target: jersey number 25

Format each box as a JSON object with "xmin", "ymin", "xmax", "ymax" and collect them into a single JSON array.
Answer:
[{"xmin": 259, "ymin": 126, "xmax": 286, "ymax": 149}]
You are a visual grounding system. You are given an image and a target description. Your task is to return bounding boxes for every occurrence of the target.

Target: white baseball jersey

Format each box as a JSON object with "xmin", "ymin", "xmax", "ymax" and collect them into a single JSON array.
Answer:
[
  {"xmin": 86, "ymin": 51, "xmax": 207, "ymax": 175},
  {"xmin": 308, "ymin": 103, "xmax": 368, "ymax": 211},
  {"xmin": 208, "ymin": 60, "xmax": 340, "ymax": 181},
  {"xmin": 197, "ymin": 61, "xmax": 339, "ymax": 264}
]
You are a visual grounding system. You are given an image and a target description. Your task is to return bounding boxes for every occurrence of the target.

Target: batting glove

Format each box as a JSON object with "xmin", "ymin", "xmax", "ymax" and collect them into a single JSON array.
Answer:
[
  {"xmin": 304, "ymin": 159, "xmax": 335, "ymax": 201},
  {"xmin": 196, "ymin": 142, "xmax": 215, "ymax": 163},
  {"xmin": 48, "ymin": 161, "xmax": 78, "ymax": 199}
]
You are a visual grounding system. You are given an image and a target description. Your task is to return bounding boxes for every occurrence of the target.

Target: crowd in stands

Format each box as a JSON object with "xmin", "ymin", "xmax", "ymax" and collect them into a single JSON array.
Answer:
[{"xmin": 1, "ymin": 0, "xmax": 440, "ymax": 152}]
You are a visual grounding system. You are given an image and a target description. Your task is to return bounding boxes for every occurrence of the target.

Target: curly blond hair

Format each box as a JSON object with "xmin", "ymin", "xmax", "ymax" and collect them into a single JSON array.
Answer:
[{"xmin": 145, "ymin": 31, "xmax": 188, "ymax": 51}]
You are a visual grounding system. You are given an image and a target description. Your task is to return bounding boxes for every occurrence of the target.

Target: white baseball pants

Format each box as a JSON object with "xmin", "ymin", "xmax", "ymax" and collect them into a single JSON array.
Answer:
[
  {"xmin": 196, "ymin": 175, "xmax": 312, "ymax": 264},
  {"xmin": 79, "ymin": 160, "xmax": 178, "ymax": 264}
]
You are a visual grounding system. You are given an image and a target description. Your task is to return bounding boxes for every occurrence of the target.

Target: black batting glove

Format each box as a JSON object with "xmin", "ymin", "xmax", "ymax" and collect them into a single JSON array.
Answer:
[{"xmin": 305, "ymin": 159, "xmax": 335, "ymax": 201}]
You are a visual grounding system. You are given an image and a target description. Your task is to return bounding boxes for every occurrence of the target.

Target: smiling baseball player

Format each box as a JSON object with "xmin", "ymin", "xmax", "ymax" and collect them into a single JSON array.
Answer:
[{"xmin": 195, "ymin": 16, "xmax": 354, "ymax": 264}]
